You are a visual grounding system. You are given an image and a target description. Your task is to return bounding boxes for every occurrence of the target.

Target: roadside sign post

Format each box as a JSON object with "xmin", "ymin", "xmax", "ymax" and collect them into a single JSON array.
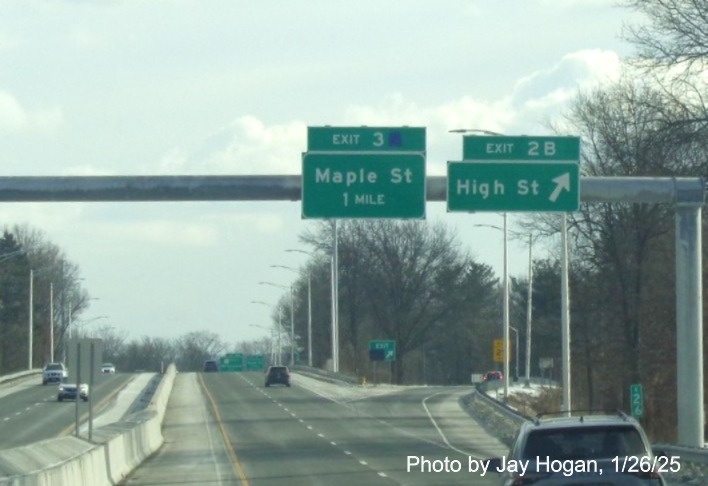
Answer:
[{"xmin": 369, "ymin": 340, "xmax": 396, "ymax": 384}]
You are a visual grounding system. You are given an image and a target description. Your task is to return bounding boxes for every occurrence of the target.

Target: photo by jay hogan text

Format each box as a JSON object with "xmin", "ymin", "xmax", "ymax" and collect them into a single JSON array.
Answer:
[{"xmin": 406, "ymin": 455, "xmax": 681, "ymax": 477}]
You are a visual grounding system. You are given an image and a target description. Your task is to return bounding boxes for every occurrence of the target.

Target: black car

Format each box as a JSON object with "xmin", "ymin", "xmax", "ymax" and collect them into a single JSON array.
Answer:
[
  {"xmin": 203, "ymin": 360, "xmax": 219, "ymax": 372},
  {"xmin": 265, "ymin": 366, "xmax": 290, "ymax": 387}
]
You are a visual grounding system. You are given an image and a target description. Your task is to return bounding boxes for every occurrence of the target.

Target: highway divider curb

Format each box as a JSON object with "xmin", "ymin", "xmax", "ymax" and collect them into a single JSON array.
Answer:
[{"xmin": 0, "ymin": 364, "xmax": 177, "ymax": 485}]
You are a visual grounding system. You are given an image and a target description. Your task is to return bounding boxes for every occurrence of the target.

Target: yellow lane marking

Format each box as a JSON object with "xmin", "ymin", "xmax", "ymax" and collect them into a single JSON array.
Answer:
[{"xmin": 198, "ymin": 372, "xmax": 250, "ymax": 485}]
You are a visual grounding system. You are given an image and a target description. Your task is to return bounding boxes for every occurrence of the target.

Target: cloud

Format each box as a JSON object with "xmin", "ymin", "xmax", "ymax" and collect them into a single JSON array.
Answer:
[
  {"xmin": 159, "ymin": 116, "xmax": 307, "ymax": 175},
  {"xmin": 0, "ymin": 90, "xmax": 64, "ymax": 134},
  {"xmin": 159, "ymin": 49, "xmax": 623, "ymax": 175},
  {"xmin": 512, "ymin": 49, "xmax": 622, "ymax": 111}
]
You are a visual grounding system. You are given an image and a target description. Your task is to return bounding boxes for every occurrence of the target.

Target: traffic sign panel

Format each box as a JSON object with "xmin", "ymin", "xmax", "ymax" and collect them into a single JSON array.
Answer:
[
  {"xmin": 302, "ymin": 152, "xmax": 425, "ymax": 219},
  {"xmin": 246, "ymin": 354, "xmax": 265, "ymax": 371},
  {"xmin": 308, "ymin": 126, "xmax": 425, "ymax": 152},
  {"xmin": 493, "ymin": 339, "xmax": 504, "ymax": 363},
  {"xmin": 220, "ymin": 353, "xmax": 244, "ymax": 371},
  {"xmin": 630, "ymin": 384, "xmax": 643, "ymax": 418},
  {"xmin": 447, "ymin": 161, "xmax": 580, "ymax": 212},
  {"xmin": 369, "ymin": 340, "xmax": 396, "ymax": 361},
  {"xmin": 463, "ymin": 135, "xmax": 580, "ymax": 161}
]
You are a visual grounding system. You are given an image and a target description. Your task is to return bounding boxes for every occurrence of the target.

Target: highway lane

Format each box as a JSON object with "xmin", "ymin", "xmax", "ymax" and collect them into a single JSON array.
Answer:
[
  {"xmin": 0, "ymin": 372, "xmax": 134, "ymax": 450},
  {"xmin": 198, "ymin": 372, "xmax": 506, "ymax": 485}
]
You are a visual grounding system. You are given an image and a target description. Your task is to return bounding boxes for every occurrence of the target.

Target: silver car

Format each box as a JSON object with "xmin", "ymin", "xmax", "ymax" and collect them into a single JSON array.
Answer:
[{"xmin": 488, "ymin": 412, "xmax": 667, "ymax": 485}]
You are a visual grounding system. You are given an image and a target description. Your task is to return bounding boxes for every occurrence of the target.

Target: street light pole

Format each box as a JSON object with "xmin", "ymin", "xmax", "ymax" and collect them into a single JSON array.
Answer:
[
  {"xmin": 561, "ymin": 214, "xmax": 571, "ymax": 413},
  {"xmin": 259, "ymin": 280, "xmax": 294, "ymax": 366},
  {"xmin": 510, "ymin": 326, "xmax": 519, "ymax": 381},
  {"xmin": 29, "ymin": 269, "xmax": 33, "ymax": 369},
  {"xmin": 50, "ymin": 282, "xmax": 54, "ymax": 363},
  {"xmin": 525, "ymin": 235, "xmax": 533, "ymax": 387},
  {"xmin": 332, "ymin": 220, "xmax": 339, "ymax": 373},
  {"xmin": 284, "ymin": 251, "xmax": 315, "ymax": 368},
  {"xmin": 503, "ymin": 213, "xmax": 510, "ymax": 399},
  {"xmin": 307, "ymin": 271, "xmax": 312, "ymax": 367}
]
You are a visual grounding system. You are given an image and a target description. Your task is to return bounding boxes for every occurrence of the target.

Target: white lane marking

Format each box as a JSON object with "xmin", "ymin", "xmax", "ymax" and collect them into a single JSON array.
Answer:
[
  {"xmin": 330, "ymin": 441, "xmax": 337, "ymax": 446},
  {"xmin": 14, "ymin": 412, "xmax": 21, "ymax": 416},
  {"xmin": 306, "ymin": 425, "xmax": 313, "ymax": 430},
  {"xmin": 317, "ymin": 433, "xmax": 325, "ymax": 438},
  {"xmin": 359, "ymin": 460, "xmax": 368, "ymax": 466},
  {"xmin": 25, "ymin": 406, "xmax": 31, "ymax": 411},
  {"xmin": 3, "ymin": 417, "xmax": 9, "ymax": 421},
  {"xmin": 283, "ymin": 407, "xmax": 289, "ymax": 412},
  {"xmin": 298, "ymin": 419, "xmax": 304, "ymax": 423},
  {"xmin": 421, "ymin": 391, "xmax": 478, "ymax": 458},
  {"xmin": 344, "ymin": 451, "xmax": 352, "ymax": 455},
  {"xmin": 378, "ymin": 472, "xmax": 388, "ymax": 477}
]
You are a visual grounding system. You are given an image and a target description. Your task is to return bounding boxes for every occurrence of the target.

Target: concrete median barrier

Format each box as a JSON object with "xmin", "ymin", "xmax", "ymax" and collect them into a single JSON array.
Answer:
[{"xmin": 0, "ymin": 364, "xmax": 177, "ymax": 485}]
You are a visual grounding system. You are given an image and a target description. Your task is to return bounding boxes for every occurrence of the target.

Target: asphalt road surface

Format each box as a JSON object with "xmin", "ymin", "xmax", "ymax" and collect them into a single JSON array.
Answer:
[
  {"xmin": 127, "ymin": 371, "xmax": 508, "ymax": 485},
  {"xmin": 0, "ymin": 372, "xmax": 134, "ymax": 450}
]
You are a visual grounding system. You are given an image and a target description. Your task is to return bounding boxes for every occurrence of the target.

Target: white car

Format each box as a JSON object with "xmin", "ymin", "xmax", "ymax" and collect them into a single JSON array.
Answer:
[
  {"xmin": 42, "ymin": 362, "xmax": 68, "ymax": 385},
  {"xmin": 57, "ymin": 381, "xmax": 89, "ymax": 402},
  {"xmin": 101, "ymin": 363, "xmax": 116, "ymax": 374}
]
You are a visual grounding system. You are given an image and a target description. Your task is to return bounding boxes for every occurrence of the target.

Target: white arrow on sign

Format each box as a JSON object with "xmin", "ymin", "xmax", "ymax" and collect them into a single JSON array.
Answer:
[{"xmin": 549, "ymin": 173, "xmax": 571, "ymax": 202}]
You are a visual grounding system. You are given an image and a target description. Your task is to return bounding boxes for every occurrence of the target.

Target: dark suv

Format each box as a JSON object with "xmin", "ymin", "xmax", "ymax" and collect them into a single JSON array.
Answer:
[
  {"xmin": 265, "ymin": 366, "xmax": 290, "ymax": 387},
  {"xmin": 488, "ymin": 411, "xmax": 667, "ymax": 485},
  {"xmin": 203, "ymin": 360, "xmax": 219, "ymax": 372}
]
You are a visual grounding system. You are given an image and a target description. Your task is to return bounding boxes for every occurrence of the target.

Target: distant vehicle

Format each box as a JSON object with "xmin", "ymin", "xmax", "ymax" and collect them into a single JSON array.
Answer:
[
  {"xmin": 265, "ymin": 365, "xmax": 290, "ymax": 387},
  {"xmin": 483, "ymin": 370, "xmax": 504, "ymax": 381},
  {"xmin": 42, "ymin": 362, "xmax": 68, "ymax": 385},
  {"xmin": 57, "ymin": 379, "xmax": 89, "ymax": 402},
  {"xmin": 488, "ymin": 411, "xmax": 667, "ymax": 485},
  {"xmin": 101, "ymin": 363, "xmax": 116, "ymax": 374},
  {"xmin": 203, "ymin": 360, "xmax": 219, "ymax": 372}
]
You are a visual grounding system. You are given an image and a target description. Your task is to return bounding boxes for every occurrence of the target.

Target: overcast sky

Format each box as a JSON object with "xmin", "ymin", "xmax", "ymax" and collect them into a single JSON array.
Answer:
[{"xmin": 0, "ymin": 1, "xmax": 640, "ymax": 346}]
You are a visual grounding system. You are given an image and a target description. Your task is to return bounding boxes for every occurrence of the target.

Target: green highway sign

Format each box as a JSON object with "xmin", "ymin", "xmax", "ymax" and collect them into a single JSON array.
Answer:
[
  {"xmin": 302, "ymin": 152, "xmax": 426, "ymax": 219},
  {"xmin": 630, "ymin": 384, "xmax": 644, "ymax": 418},
  {"xmin": 245, "ymin": 354, "xmax": 265, "ymax": 371},
  {"xmin": 447, "ymin": 161, "xmax": 580, "ymax": 212},
  {"xmin": 463, "ymin": 136, "xmax": 580, "ymax": 161},
  {"xmin": 219, "ymin": 353, "xmax": 244, "ymax": 372},
  {"xmin": 308, "ymin": 126, "xmax": 425, "ymax": 152},
  {"xmin": 369, "ymin": 340, "xmax": 396, "ymax": 362}
]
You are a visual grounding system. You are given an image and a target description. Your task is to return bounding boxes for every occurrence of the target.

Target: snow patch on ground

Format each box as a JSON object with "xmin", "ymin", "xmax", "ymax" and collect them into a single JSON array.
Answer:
[{"xmin": 291, "ymin": 372, "xmax": 425, "ymax": 404}]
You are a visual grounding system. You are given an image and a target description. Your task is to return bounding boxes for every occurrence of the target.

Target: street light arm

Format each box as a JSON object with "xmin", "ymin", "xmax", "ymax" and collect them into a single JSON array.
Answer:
[
  {"xmin": 270, "ymin": 265, "xmax": 299, "ymax": 275},
  {"xmin": 285, "ymin": 249, "xmax": 313, "ymax": 256},
  {"xmin": 259, "ymin": 281, "xmax": 289, "ymax": 291},
  {"xmin": 448, "ymin": 128, "xmax": 505, "ymax": 136}
]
